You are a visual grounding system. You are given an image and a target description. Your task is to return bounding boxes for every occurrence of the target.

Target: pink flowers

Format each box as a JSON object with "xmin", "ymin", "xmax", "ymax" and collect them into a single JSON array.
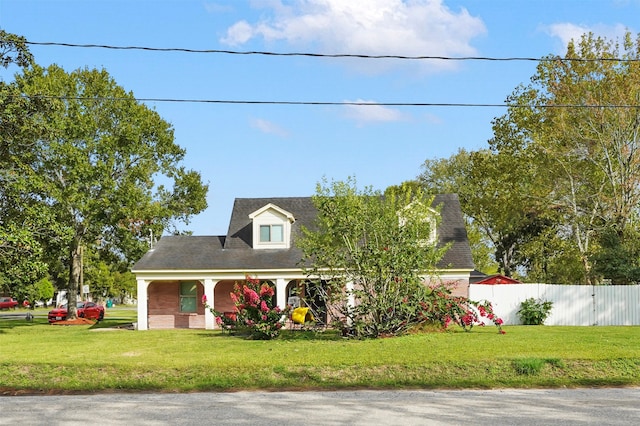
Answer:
[
  {"xmin": 243, "ymin": 286, "xmax": 260, "ymax": 306},
  {"xmin": 259, "ymin": 284, "xmax": 274, "ymax": 298},
  {"xmin": 227, "ymin": 275, "xmax": 287, "ymax": 339},
  {"xmin": 201, "ymin": 294, "xmax": 207, "ymax": 304}
]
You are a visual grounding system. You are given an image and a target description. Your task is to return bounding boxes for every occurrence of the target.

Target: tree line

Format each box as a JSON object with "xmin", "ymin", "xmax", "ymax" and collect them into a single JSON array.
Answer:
[{"xmin": 418, "ymin": 32, "xmax": 640, "ymax": 285}]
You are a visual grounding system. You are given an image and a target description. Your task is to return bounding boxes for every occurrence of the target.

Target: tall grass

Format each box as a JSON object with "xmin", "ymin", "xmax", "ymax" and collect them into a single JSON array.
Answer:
[{"xmin": 1, "ymin": 311, "xmax": 639, "ymax": 394}]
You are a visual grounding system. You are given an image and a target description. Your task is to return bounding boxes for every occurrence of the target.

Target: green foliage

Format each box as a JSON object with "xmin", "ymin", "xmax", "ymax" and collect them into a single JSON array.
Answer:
[
  {"xmin": 4, "ymin": 63, "xmax": 208, "ymax": 316},
  {"xmin": 0, "ymin": 30, "xmax": 33, "ymax": 70},
  {"xmin": 1, "ymin": 31, "xmax": 55, "ymax": 295},
  {"xmin": 490, "ymin": 31, "xmax": 640, "ymax": 284},
  {"xmin": 593, "ymin": 227, "xmax": 640, "ymax": 284},
  {"xmin": 414, "ymin": 282, "xmax": 505, "ymax": 334},
  {"xmin": 518, "ymin": 298, "xmax": 553, "ymax": 325},
  {"xmin": 418, "ymin": 31, "xmax": 640, "ymax": 284},
  {"xmin": 8, "ymin": 276, "xmax": 55, "ymax": 307},
  {"xmin": 417, "ymin": 147, "xmax": 552, "ymax": 277},
  {"xmin": 298, "ymin": 178, "xmax": 505, "ymax": 338},
  {"xmin": 298, "ymin": 178, "xmax": 449, "ymax": 338}
]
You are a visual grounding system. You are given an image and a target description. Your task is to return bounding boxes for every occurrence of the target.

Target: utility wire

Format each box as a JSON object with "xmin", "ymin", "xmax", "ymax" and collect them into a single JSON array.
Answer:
[
  {"xmin": 24, "ymin": 41, "xmax": 640, "ymax": 62},
  {"xmin": 19, "ymin": 94, "xmax": 640, "ymax": 108}
]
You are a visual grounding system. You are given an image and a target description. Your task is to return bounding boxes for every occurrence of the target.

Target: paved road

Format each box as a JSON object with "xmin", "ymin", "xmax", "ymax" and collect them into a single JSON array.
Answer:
[{"xmin": 2, "ymin": 388, "xmax": 639, "ymax": 425}]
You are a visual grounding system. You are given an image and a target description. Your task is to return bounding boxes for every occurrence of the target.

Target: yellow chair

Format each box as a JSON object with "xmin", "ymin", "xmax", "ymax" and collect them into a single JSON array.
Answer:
[{"xmin": 291, "ymin": 307, "xmax": 313, "ymax": 325}]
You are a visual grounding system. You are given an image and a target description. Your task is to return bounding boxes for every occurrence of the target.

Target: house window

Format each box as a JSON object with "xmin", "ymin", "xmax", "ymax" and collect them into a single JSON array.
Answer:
[
  {"xmin": 249, "ymin": 203, "xmax": 294, "ymax": 249},
  {"xmin": 180, "ymin": 281, "xmax": 197, "ymax": 313},
  {"xmin": 259, "ymin": 224, "xmax": 283, "ymax": 242}
]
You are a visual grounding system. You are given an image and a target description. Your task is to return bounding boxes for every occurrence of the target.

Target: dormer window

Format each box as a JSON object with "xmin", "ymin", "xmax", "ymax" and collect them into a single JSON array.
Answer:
[
  {"xmin": 260, "ymin": 224, "xmax": 283, "ymax": 242},
  {"xmin": 249, "ymin": 203, "xmax": 295, "ymax": 249},
  {"xmin": 398, "ymin": 200, "xmax": 438, "ymax": 246}
]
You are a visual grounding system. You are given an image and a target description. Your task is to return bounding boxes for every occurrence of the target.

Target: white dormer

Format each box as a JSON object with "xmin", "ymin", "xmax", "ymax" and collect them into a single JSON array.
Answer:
[
  {"xmin": 397, "ymin": 200, "xmax": 438, "ymax": 246},
  {"xmin": 249, "ymin": 203, "xmax": 295, "ymax": 249}
]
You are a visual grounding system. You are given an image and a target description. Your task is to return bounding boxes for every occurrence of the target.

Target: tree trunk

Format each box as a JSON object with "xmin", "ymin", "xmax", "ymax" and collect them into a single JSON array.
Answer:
[{"xmin": 67, "ymin": 241, "xmax": 82, "ymax": 319}]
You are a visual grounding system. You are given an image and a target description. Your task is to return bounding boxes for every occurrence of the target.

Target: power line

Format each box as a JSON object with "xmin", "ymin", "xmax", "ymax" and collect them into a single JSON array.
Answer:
[
  {"xmin": 24, "ymin": 41, "xmax": 640, "ymax": 62},
  {"xmin": 18, "ymin": 94, "xmax": 640, "ymax": 108}
]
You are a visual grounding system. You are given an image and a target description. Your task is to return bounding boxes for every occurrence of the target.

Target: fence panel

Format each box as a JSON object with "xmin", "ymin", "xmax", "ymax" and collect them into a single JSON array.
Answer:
[{"xmin": 469, "ymin": 284, "xmax": 640, "ymax": 326}]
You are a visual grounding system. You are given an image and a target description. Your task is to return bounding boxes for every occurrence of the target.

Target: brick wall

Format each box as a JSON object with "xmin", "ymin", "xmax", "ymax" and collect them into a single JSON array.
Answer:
[
  {"xmin": 214, "ymin": 280, "xmax": 236, "ymax": 313},
  {"xmin": 147, "ymin": 281, "xmax": 206, "ymax": 329}
]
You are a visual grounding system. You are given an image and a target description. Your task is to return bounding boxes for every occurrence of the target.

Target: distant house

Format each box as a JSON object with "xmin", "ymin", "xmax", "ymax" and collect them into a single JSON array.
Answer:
[
  {"xmin": 474, "ymin": 274, "xmax": 522, "ymax": 285},
  {"xmin": 131, "ymin": 194, "xmax": 474, "ymax": 330}
]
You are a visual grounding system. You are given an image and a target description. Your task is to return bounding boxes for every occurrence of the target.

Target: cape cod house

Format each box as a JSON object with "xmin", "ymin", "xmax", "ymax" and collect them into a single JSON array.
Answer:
[{"xmin": 131, "ymin": 194, "xmax": 474, "ymax": 330}]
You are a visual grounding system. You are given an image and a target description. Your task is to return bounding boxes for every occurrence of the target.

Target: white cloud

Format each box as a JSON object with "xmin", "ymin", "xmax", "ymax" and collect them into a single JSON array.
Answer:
[
  {"xmin": 544, "ymin": 22, "xmax": 633, "ymax": 52},
  {"xmin": 221, "ymin": 20, "xmax": 254, "ymax": 45},
  {"xmin": 220, "ymin": 0, "xmax": 486, "ymax": 72},
  {"xmin": 250, "ymin": 118, "xmax": 290, "ymax": 137},
  {"xmin": 343, "ymin": 100, "xmax": 407, "ymax": 125}
]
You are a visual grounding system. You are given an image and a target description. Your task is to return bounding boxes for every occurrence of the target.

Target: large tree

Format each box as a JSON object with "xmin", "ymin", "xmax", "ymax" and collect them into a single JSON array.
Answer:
[
  {"xmin": 10, "ymin": 64, "xmax": 208, "ymax": 317},
  {"xmin": 0, "ymin": 31, "xmax": 53, "ymax": 294},
  {"xmin": 418, "ymin": 147, "xmax": 554, "ymax": 278},
  {"xmin": 491, "ymin": 31, "xmax": 640, "ymax": 284},
  {"xmin": 297, "ymin": 178, "xmax": 448, "ymax": 337}
]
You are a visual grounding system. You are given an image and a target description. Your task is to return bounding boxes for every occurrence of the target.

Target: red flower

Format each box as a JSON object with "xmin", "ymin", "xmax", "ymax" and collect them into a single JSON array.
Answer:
[
  {"xmin": 260, "ymin": 300, "xmax": 269, "ymax": 313},
  {"xmin": 243, "ymin": 286, "xmax": 260, "ymax": 306},
  {"xmin": 201, "ymin": 294, "xmax": 207, "ymax": 304},
  {"xmin": 259, "ymin": 284, "xmax": 274, "ymax": 298},
  {"xmin": 500, "ymin": 330, "xmax": 506, "ymax": 334},
  {"xmin": 495, "ymin": 318, "xmax": 504, "ymax": 325}
]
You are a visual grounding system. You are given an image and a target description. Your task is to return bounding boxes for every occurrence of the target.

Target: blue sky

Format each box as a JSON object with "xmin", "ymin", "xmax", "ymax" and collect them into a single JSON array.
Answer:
[{"xmin": 1, "ymin": 0, "xmax": 639, "ymax": 236}]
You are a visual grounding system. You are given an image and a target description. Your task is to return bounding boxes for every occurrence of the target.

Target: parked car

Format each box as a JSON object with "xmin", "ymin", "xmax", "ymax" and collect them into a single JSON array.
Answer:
[
  {"xmin": 0, "ymin": 297, "xmax": 18, "ymax": 310},
  {"xmin": 48, "ymin": 301, "xmax": 105, "ymax": 323}
]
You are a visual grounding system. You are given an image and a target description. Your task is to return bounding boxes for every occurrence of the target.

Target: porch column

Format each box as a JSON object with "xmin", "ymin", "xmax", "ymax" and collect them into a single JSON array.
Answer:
[
  {"xmin": 204, "ymin": 279, "xmax": 216, "ymax": 330},
  {"xmin": 346, "ymin": 280, "xmax": 355, "ymax": 326},
  {"xmin": 136, "ymin": 279, "xmax": 149, "ymax": 331},
  {"xmin": 275, "ymin": 278, "xmax": 287, "ymax": 310}
]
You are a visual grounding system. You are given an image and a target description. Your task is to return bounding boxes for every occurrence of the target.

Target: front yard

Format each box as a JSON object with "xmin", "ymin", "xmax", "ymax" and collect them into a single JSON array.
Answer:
[{"xmin": 1, "ymin": 311, "xmax": 639, "ymax": 394}]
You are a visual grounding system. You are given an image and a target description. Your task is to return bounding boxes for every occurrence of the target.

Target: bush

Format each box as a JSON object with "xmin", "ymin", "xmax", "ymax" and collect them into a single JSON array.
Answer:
[
  {"xmin": 203, "ymin": 276, "xmax": 287, "ymax": 340},
  {"xmin": 517, "ymin": 298, "xmax": 553, "ymax": 325}
]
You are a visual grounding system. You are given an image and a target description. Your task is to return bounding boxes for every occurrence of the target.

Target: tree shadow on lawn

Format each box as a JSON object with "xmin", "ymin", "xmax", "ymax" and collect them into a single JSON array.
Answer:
[{"xmin": 0, "ymin": 314, "xmax": 49, "ymax": 331}]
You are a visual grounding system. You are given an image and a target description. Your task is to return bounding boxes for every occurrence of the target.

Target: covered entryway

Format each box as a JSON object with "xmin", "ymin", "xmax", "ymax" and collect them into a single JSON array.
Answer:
[{"xmin": 147, "ymin": 280, "xmax": 205, "ymax": 329}]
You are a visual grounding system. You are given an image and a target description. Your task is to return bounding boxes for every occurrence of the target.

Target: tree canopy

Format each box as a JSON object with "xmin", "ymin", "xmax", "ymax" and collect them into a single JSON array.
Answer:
[
  {"xmin": 419, "ymin": 31, "xmax": 640, "ymax": 284},
  {"xmin": 1, "ymin": 31, "xmax": 208, "ymax": 311},
  {"xmin": 297, "ymin": 178, "xmax": 448, "ymax": 337}
]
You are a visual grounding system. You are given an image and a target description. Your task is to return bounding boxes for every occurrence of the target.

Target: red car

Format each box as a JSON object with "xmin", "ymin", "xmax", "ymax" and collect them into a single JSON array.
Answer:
[
  {"xmin": 0, "ymin": 297, "xmax": 18, "ymax": 310},
  {"xmin": 48, "ymin": 301, "xmax": 105, "ymax": 323}
]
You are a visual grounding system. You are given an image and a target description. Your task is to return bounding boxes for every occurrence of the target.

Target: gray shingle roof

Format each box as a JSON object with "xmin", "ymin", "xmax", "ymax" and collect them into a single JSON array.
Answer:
[{"xmin": 132, "ymin": 194, "xmax": 474, "ymax": 272}]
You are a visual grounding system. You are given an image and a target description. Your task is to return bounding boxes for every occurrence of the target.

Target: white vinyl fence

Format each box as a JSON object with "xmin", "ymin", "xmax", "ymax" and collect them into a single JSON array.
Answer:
[{"xmin": 469, "ymin": 284, "xmax": 640, "ymax": 326}]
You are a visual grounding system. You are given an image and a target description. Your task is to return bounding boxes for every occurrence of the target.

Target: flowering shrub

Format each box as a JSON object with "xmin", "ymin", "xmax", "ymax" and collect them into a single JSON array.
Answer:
[
  {"xmin": 203, "ymin": 276, "xmax": 286, "ymax": 339},
  {"xmin": 415, "ymin": 282, "xmax": 505, "ymax": 334}
]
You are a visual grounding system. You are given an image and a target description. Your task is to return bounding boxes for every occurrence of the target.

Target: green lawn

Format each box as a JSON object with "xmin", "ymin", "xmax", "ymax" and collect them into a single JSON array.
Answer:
[{"xmin": 1, "ymin": 308, "xmax": 639, "ymax": 394}]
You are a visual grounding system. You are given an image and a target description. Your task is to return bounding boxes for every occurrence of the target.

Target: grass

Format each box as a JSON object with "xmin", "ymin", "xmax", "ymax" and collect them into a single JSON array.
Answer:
[{"xmin": 1, "ymin": 308, "xmax": 640, "ymax": 394}]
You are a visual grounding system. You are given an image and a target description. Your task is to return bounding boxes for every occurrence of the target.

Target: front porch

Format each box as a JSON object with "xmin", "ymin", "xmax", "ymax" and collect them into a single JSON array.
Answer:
[{"xmin": 136, "ymin": 275, "xmax": 325, "ymax": 330}]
